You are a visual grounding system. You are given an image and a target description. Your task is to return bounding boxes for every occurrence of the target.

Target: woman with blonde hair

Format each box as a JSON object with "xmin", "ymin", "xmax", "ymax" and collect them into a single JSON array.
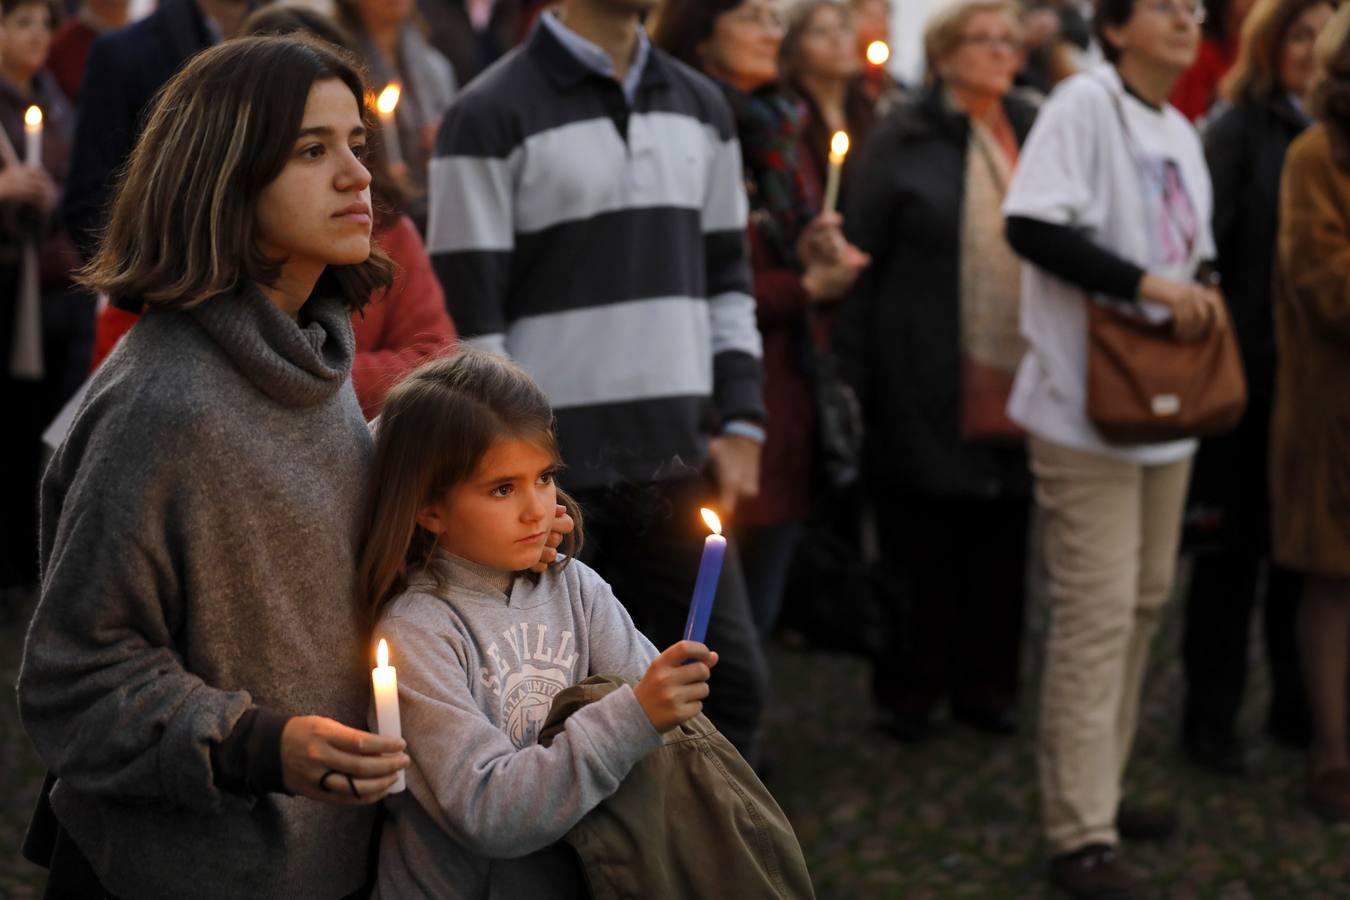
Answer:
[
  {"xmin": 1271, "ymin": 0, "xmax": 1350, "ymax": 823},
  {"xmin": 1180, "ymin": 0, "xmax": 1332, "ymax": 775},
  {"xmin": 837, "ymin": 0, "xmax": 1036, "ymax": 743}
]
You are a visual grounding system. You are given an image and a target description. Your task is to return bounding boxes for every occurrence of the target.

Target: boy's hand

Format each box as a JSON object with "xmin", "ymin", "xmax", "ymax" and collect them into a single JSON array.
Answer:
[{"xmin": 634, "ymin": 641, "xmax": 719, "ymax": 733}]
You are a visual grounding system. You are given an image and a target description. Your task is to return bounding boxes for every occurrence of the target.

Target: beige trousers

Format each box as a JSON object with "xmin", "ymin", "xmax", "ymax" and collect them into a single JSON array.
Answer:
[{"xmin": 1030, "ymin": 437, "xmax": 1193, "ymax": 854}]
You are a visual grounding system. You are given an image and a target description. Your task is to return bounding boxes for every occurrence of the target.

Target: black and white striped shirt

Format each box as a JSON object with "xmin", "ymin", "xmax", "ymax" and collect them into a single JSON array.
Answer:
[{"xmin": 427, "ymin": 19, "xmax": 764, "ymax": 490}]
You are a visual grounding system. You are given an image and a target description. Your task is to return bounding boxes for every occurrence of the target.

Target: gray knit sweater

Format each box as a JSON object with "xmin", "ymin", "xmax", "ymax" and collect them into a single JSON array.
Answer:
[
  {"xmin": 18, "ymin": 287, "xmax": 376, "ymax": 899},
  {"xmin": 374, "ymin": 552, "xmax": 662, "ymax": 899}
]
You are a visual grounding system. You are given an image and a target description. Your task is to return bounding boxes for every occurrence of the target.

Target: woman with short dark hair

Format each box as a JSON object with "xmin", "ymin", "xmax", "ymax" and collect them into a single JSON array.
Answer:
[
  {"xmin": 1005, "ymin": 0, "xmax": 1219, "ymax": 893},
  {"xmin": 17, "ymin": 36, "xmax": 410, "ymax": 897}
]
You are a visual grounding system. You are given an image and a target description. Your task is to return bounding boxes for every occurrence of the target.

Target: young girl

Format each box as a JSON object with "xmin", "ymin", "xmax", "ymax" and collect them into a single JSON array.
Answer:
[{"xmin": 359, "ymin": 349, "xmax": 719, "ymax": 899}]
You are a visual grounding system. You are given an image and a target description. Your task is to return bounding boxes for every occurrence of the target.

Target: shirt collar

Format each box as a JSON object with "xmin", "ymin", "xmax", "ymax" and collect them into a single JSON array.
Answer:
[{"xmin": 536, "ymin": 10, "xmax": 653, "ymax": 105}]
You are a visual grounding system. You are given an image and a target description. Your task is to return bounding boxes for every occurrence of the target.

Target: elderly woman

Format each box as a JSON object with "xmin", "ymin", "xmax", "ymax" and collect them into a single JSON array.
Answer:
[
  {"xmin": 782, "ymin": 0, "xmax": 877, "ymax": 211},
  {"xmin": 1271, "ymin": 1, "xmax": 1350, "ymax": 825},
  {"xmin": 1003, "ymin": 0, "xmax": 1221, "ymax": 890},
  {"xmin": 1181, "ymin": 0, "xmax": 1332, "ymax": 775},
  {"xmin": 836, "ymin": 0, "xmax": 1035, "ymax": 743},
  {"xmin": 653, "ymin": 0, "xmax": 868, "ymax": 640}
]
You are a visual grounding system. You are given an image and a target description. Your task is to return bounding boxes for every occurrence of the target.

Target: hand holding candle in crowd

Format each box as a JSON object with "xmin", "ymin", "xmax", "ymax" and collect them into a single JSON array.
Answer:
[{"xmin": 372, "ymin": 638, "xmax": 406, "ymax": 794}]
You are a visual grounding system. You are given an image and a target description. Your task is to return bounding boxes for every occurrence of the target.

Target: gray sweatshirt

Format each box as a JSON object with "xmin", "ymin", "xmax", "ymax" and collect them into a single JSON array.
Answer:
[
  {"xmin": 374, "ymin": 551, "xmax": 662, "ymax": 899},
  {"xmin": 18, "ymin": 287, "xmax": 376, "ymax": 899}
]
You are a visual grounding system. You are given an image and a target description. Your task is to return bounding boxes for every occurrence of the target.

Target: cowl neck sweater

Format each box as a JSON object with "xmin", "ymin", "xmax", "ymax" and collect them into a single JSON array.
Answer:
[{"xmin": 19, "ymin": 283, "xmax": 376, "ymax": 898}]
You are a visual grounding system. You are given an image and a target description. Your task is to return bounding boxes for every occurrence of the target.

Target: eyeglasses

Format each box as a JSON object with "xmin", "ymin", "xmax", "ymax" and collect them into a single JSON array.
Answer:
[
  {"xmin": 725, "ymin": 7, "xmax": 786, "ymax": 32},
  {"xmin": 1139, "ymin": 0, "xmax": 1208, "ymax": 23},
  {"xmin": 958, "ymin": 33, "xmax": 1022, "ymax": 51}
]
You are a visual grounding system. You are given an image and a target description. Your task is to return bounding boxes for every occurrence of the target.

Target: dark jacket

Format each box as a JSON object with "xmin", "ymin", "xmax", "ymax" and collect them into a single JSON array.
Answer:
[
  {"xmin": 837, "ymin": 87, "xmax": 1036, "ymax": 499},
  {"xmin": 62, "ymin": 0, "xmax": 214, "ymax": 258},
  {"xmin": 1189, "ymin": 94, "xmax": 1309, "ymax": 545},
  {"xmin": 417, "ymin": 0, "xmax": 526, "ymax": 87},
  {"xmin": 1204, "ymin": 94, "xmax": 1309, "ymax": 401},
  {"xmin": 540, "ymin": 675, "xmax": 815, "ymax": 900}
]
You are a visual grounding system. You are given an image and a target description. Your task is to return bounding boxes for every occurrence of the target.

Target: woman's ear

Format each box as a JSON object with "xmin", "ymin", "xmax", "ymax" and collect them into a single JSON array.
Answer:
[{"xmin": 1102, "ymin": 23, "xmax": 1129, "ymax": 57}]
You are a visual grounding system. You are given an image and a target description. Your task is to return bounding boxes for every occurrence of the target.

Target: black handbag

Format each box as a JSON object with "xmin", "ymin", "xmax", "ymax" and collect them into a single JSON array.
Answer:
[{"xmin": 806, "ymin": 307, "xmax": 864, "ymax": 489}]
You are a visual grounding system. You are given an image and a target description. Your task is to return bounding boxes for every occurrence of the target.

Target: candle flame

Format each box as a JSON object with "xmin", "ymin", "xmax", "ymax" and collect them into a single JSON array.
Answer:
[
  {"xmin": 377, "ymin": 638, "xmax": 389, "ymax": 668},
  {"xmin": 700, "ymin": 508, "xmax": 722, "ymax": 535},
  {"xmin": 376, "ymin": 84, "xmax": 401, "ymax": 116},
  {"xmin": 830, "ymin": 131, "xmax": 850, "ymax": 160},
  {"xmin": 866, "ymin": 40, "xmax": 890, "ymax": 67},
  {"xmin": 24, "ymin": 105, "xmax": 41, "ymax": 128}
]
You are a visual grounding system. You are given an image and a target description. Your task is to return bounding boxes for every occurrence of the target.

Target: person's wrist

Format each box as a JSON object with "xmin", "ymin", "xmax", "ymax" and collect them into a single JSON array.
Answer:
[{"xmin": 721, "ymin": 419, "xmax": 766, "ymax": 444}]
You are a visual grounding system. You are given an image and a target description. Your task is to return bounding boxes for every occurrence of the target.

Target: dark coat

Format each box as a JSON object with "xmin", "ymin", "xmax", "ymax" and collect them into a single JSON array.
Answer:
[
  {"xmin": 1271, "ymin": 125, "xmax": 1350, "ymax": 577},
  {"xmin": 836, "ymin": 87, "xmax": 1036, "ymax": 499},
  {"xmin": 61, "ymin": 0, "xmax": 213, "ymax": 258},
  {"xmin": 539, "ymin": 675, "xmax": 815, "ymax": 900},
  {"xmin": 1191, "ymin": 94, "xmax": 1309, "ymax": 549}
]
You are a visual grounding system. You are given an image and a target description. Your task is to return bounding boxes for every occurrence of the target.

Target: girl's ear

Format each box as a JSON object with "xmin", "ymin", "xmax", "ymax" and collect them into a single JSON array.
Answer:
[{"xmin": 415, "ymin": 498, "xmax": 449, "ymax": 535}]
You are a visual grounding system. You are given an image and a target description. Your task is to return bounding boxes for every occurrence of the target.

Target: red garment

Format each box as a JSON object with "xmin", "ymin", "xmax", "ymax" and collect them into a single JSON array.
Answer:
[
  {"xmin": 47, "ymin": 19, "xmax": 99, "ymax": 104},
  {"xmin": 1170, "ymin": 37, "xmax": 1237, "ymax": 122},
  {"xmin": 88, "ymin": 214, "xmax": 456, "ymax": 419},
  {"xmin": 736, "ymin": 156, "xmax": 826, "ymax": 528}
]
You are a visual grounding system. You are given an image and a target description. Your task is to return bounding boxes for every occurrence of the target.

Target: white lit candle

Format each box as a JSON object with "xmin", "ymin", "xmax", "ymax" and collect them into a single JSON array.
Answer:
[
  {"xmin": 372, "ymin": 638, "xmax": 406, "ymax": 793},
  {"xmin": 865, "ymin": 40, "xmax": 890, "ymax": 68},
  {"xmin": 24, "ymin": 106, "xmax": 42, "ymax": 166},
  {"xmin": 375, "ymin": 84, "xmax": 404, "ymax": 169},
  {"xmin": 823, "ymin": 131, "xmax": 850, "ymax": 214}
]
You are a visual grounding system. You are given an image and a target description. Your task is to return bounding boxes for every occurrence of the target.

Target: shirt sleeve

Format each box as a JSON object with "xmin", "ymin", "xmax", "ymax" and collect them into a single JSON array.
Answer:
[
  {"xmin": 377, "ymin": 615, "xmax": 662, "ymax": 859},
  {"xmin": 426, "ymin": 92, "xmax": 518, "ymax": 357},
  {"xmin": 578, "ymin": 566, "xmax": 659, "ymax": 681},
  {"xmin": 702, "ymin": 93, "xmax": 766, "ymax": 425},
  {"xmin": 18, "ymin": 405, "xmax": 254, "ymax": 814},
  {"xmin": 1005, "ymin": 215, "xmax": 1145, "ymax": 302}
]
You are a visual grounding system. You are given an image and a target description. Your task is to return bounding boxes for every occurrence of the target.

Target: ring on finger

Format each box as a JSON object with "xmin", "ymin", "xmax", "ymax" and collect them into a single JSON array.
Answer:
[{"xmin": 318, "ymin": 769, "xmax": 342, "ymax": 793}]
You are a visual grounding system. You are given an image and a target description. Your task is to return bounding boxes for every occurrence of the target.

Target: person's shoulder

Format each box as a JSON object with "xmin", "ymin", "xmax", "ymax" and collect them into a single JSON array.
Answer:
[
  {"xmin": 88, "ymin": 12, "xmax": 160, "ymax": 65},
  {"xmin": 452, "ymin": 44, "xmax": 539, "ymax": 113},
  {"xmin": 650, "ymin": 50, "xmax": 735, "ymax": 137},
  {"xmin": 1043, "ymin": 69, "xmax": 1112, "ymax": 111},
  {"xmin": 1286, "ymin": 122, "xmax": 1332, "ymax": 172}
]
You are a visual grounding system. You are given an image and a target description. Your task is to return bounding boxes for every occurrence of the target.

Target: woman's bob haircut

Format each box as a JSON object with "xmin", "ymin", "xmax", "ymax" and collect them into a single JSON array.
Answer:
[{"xmin": 79, "ymin": 35, "xmax": 395, "ymax": 311}]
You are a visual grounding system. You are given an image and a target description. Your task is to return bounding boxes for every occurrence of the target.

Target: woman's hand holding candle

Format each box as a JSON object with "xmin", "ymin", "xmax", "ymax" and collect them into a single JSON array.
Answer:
[
  {"xmin": 279, "ymin": 715, "xmax": 408, "ymax": 805},
  {"xmin": 635, "ymin": 640, "xmax": 720, "ymax": 733}
]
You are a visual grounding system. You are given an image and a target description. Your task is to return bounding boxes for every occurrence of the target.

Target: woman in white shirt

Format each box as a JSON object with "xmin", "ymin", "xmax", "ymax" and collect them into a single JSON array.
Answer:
[{"xmin": 1002, "ymin": 0, "xmax": 1226, "ymax": 896}]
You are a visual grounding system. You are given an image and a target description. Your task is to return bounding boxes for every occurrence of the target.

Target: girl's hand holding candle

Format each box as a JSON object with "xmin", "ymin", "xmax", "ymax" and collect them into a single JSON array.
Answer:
[
  {"xmin": 372, "ymin": 638, "xmax": 406, "ymax": 793},
  {"xmin": 823, "ymin": 131, "xmax": 849, "ymax": 214}
]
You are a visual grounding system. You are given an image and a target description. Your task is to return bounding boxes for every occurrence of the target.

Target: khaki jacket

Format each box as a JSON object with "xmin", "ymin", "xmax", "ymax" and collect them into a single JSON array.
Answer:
[{"xmin": 539, "ymin": 675, "xmax": 815, "ymax": 900}]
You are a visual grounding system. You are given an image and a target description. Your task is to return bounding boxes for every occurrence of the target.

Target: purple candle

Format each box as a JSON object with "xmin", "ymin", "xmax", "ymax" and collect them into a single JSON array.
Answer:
[{"xmin": 683, "ymin": 508, "xmax": 726, "ymax": 645}]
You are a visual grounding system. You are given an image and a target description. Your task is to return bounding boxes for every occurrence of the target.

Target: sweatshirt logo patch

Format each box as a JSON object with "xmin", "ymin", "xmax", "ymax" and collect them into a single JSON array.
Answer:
[
  {"xmin": 479, "ymin": 622, "xmax": 582, "ymax": 747},
  {"xmin": 501, "ymin": 664, "xmax": 571, "ymax": 747}
]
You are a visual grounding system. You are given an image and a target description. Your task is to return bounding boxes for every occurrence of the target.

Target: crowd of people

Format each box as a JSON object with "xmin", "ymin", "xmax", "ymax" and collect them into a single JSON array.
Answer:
[{"xmin": 5, "ymin": 0, "xmax": 1350, "ymax": 895}]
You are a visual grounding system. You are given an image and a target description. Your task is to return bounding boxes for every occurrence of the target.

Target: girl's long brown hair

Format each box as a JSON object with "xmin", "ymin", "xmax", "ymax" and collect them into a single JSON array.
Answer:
[
  {"xmin": 357, "ymin": 350, "xmax": 584, "ymax": 625},
  {"xmin": 78, "ymin": 36, "xmax": 395, "ymax": 311}
]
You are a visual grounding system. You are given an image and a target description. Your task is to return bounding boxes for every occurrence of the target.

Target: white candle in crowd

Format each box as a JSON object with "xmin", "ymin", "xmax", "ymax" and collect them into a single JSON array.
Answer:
[
  {"xmin": 24, "ymin": 106, "xmax": 42, "ymax": 166},
  {"xmin": 823, "ymin": 131, "xmax": 850, "ymax": 214},
  {"xmin": 866, "ymin": 40, "xmax": 890, "ymax": 67},
  {"xmin": 372, "ymin": 638, "xmax": 406, "ymax": 793},
  {"xmin": 375, "ymin": 84, "xmax": 404, "ymax": 169}
]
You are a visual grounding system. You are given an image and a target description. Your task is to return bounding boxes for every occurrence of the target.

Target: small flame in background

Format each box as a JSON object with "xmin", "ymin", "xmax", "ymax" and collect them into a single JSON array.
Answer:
[
  {"xmin": 376, "ymin": 84, "xmax": 401, "ymax": 116},
  {"xmin": 377, "ymin": 638, "xmax": 390, "ymax": 668},
  {"xmin": 24, "ymin": 105, "xmax": 41, "ymax": 128},
  {"xmin": 866, "ymin": 41, "xmax": 890, "ymax": 66},
  {"xmin": 700, "ymin": 508, "xmax": 722, "ymax": 536},
  {"xmin": 830, "ymin": 131, "xmax": 850, "ymax": 159}
]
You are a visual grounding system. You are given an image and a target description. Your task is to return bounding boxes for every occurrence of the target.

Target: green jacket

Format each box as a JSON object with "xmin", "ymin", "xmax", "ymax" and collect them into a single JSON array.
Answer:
[{"xmin": 540, "ymin": 675, "xmax": 816, "ymax": 899}]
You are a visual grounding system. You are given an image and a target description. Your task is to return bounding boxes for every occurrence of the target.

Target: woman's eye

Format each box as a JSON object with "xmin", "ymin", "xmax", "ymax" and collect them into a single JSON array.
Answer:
[
  {"xmin": 490, "ymin": 484, "xmax": 513, "ymax": 498},
  {"xmin": 300, "ymin": 144, "xmax": 325, "ymax": 160},
  {"xmin": 351, "ymin": 143, "xmax": 368, "ymax": 162}
]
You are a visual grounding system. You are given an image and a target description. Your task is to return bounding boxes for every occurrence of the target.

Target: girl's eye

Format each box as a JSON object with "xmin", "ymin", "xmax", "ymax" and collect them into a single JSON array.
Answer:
[
  {"xmin": 300, "ymin": 144, "xmax": 325, "ymax": 160},
  {"xmin": 490, "ymin": 484, "xmax": 513, "ymax": 498},
  {"xmin": 538, "ymin": 470, "xmax": 555, "ymax": 485},
  {"xmin": 351, "ymin": 143, "xmax": 368, "ymax": 162}
]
